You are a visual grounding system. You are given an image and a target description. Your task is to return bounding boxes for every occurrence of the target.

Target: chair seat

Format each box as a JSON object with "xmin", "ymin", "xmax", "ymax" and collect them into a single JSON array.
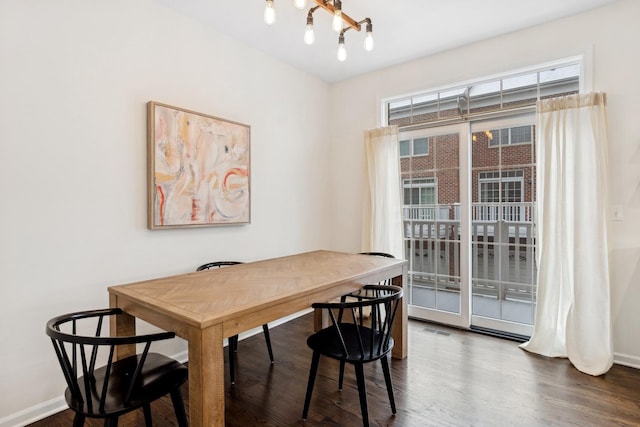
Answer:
[
  {"xmin": 302, "ymin": 285, "xmax": 403, "ymax": 426},
  {"xmin": 307, "ymin": 323, "xmax": 394, "ymax": 363},
  {"xmin": 65, "ymin": 352, "xmax": 188, "ymax": 418}
]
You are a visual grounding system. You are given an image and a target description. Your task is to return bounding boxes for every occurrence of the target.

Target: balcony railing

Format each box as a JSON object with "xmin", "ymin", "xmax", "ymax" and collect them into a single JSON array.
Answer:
[
  {"xmin": 403, "ymin": 202, "xmax": 536, "ymax": 223},
  {"xmin": 403, "ymin": 202, "xmax": 537, "ymax": 324},
  {"xmin": 472, "ymin": 202, "xmax": 535, "ymax": 223}
]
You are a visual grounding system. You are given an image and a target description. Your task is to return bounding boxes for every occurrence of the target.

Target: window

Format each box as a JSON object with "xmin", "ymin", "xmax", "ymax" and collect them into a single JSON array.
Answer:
[
  {"xmin": 386, "ymin": 61, "xmax": 580, "ymax": 127},
  {"xmin": 403, "ymin": 178, "xmax": 436, "ymax": 205},
  {"xmin": 487, "ymin": 125, "xmax": 532, "ymax": 147},
  {"xmin": 386, "ymin": 58, "xmax": 580, "ymax": 335},
  {"xmin": 478, "ymin": 170, "xmax": 524, "ymax": 203},
  {"xmin": 403, "ymin": 178, "xmax": 436, "ymax": 220},
  {"xmin": 400, "ymin": 137, "xmax": 429, "ymax": 157}
]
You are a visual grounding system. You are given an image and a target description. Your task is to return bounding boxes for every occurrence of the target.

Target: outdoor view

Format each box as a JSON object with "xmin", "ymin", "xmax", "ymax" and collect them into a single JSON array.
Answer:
[{"xmin": 389, "ymin": 62, "xmax": 580, "ymax": 331}]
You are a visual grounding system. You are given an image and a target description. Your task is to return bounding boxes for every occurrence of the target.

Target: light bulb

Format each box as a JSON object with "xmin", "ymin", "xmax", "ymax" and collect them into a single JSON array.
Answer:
[
  {"xmin": 332, "ymin": 11, "xmax": 342, "ymax": 32},
  {"xmin": 363, "ymin": 22, "xmax": 374, "ymax": 51},
  {"xmin": 304, "ymin": 24, "xmax": 315, "ymax": 45},
  {"xmin": 364, "ymin": 31, "xmax": 374, "ymax": 51},
  {"xmin": 264, "ymin": 0, "xmax": 276, "ymax": 25},
  {"xmin": 293, "ymin": 0, "xmax": 307, "ymax": 9},
  {"xmin": 337, "ymin": 39, "xmax": 347, "ymax": 62}
]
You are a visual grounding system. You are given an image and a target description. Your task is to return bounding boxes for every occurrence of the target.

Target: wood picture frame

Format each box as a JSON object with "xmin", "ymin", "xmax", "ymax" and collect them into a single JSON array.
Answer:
[{"xmin": 147, "ymin": 101, "xmax": 251, "ymax": 229}]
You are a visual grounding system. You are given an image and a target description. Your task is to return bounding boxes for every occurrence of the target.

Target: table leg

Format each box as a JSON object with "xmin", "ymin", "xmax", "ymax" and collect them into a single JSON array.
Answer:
[
  {"xmin": 313, "ymin": 308, "xmax": 325, "ymax": 331},
  {"xmin": 109, "ymin": 293, "xmax": 136, "ymax": 360},
  {"xmin": 188, "ymin": 324, "xmax": 225, "ymax": 427},
  {"xmin": 391, "ymin": 272, "xmax": 408, "ymax": 359}
]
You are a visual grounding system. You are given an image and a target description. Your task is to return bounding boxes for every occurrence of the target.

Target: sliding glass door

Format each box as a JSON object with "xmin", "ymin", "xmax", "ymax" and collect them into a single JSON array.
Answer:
[
  {"xmin": 401, "ymin": 115, "xmax": 536, "ymax": 336},
  {"xmin": 401, "ymin": 124, "xmax": 470, "ymax": 329},
  {"xmin": 470, "ymin": 116, "xmax": 536, "ymax": 336}
]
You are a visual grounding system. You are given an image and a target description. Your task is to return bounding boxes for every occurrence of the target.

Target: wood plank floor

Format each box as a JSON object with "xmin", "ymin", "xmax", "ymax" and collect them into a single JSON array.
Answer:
[{"xmin": 31, "ymin": 313, "xmax": 640, "ymax": 426}]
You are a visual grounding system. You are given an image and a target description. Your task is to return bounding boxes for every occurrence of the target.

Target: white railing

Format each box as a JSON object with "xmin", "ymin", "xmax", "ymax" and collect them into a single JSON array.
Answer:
[
  {"xmin": 472, "ymin": 202, "xmax": 535, "ymax": 223},
  {"xmin": 403, "ymin": 204, "xmax": 459, "ymax": 221},
  {"xmin": 403, "ymin": 202, "xmax": 536, "ymax": 223},
  {"xmin": 403, "ymin": 202, "xmax": 538, "ymax": 306}
]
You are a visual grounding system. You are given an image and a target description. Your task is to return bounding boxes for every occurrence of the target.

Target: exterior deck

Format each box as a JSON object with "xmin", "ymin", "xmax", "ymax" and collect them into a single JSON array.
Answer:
[{"xmin": 404, "ymin": 202, "xmax": 537, "ymax": 326}]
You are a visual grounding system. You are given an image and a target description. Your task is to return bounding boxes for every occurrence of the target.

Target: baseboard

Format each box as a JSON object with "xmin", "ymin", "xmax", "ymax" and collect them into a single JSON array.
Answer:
[
  {"xmin": 2, "ymin": 309, "xmax": 312, "ymax": 427},
  {"xmin": 613, "ymin": 352, "xmax": 640, "ymax": 369},
  {"xmin": 0, "ymin": 396, "xmax": 67, "ymax": 427}
]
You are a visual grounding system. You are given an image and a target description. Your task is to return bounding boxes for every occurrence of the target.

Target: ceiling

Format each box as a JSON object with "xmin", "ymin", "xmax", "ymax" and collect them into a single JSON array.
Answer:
[{"xmin": 154, "ymin": 0, "xmax": 617, "ymax": 83}]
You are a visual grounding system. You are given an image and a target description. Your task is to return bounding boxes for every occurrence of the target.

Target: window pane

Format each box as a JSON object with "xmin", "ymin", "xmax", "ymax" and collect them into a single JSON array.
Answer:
[
  {"xmin": 539, "ymin": 63, "xmax": 580, "ymax": 83},
  {"xmin": 387, "ymin": 61, "xmax": 579, "ymax": 127},
  {"xmin": 502, "ymin": 181, "xmax": 522, "ymax": 202},
  {"xmin": 503, "ymin": 73, "xmax": 537, "ymax": 91},
  {"xmin": 500, "ymin": 129, "xmax": 509, "ymax": 144},
  {"xmin": 480, "ymin": 181, "xmax": 501, "ymax": 203},
  {"xmin": 488, "ymin": 129, "xmax": 499, "ymax": 146},
  {"xmin": 423, "ymin": 188, "xmax": 435, "ymax": 204},
  {"xmin": 400, "ymin": 139, "xmax": 411, "ymax": 157},
  {"xmin": 411, "ymin": 190, "xmax": 421, "ymax": 205},
  {"xmin": 469, "ymin": 80, "xmax": 501, "ymax": 97},
  {"xmin": 411, "ymin": 93, "xmax": 439, "ymax": 123},
  {"xmin": 510, "ymin": 125, "xmax": 531, "ymax": 144},
  {"xmin": 413, "ymin": 137, "xmax": 429, "ymax": 155}
]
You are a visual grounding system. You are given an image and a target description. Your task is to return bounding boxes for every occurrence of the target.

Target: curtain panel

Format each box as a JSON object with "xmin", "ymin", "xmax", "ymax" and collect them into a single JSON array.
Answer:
[
  {"xmin": 520, "ymin": 92, "xmax": 613, "ymax": 376},
  {"xmin": 362, "ymin": 126, "xmax": 404, "ymax": 259}
]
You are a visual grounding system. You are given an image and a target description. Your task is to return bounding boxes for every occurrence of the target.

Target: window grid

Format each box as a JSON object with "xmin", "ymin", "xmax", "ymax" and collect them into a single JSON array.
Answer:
[
  {"xmin": 488, "ymin": 125, "xmax": 532, "ymax": 147},
  {"xmin": 400, "ymin": 137, "xmax": 430, "ymax": 158},
  {"xmin": 479, "ymin": 170, "xmax": 524, "ymax": 203},
  {"xmin": 387, "ymin": 62, "xmax": 580, "ymax": 127}
]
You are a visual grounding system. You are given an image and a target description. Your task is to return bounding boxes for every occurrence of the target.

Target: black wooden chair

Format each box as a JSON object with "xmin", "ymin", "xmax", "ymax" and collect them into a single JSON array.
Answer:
[
  {"xmin": 302, "ymin": 284, "xmax": 403, "ymax": 427},
  {"xmin": 196, "ymin": 261, "xmax": 274, "ymax": 384},
  {"xmin": 46, "ymin": 308, "xmax": 188, "ymax": 427},
  {"xmin": 359, "ymin": 251, "xmax": 395, "ymax": 258}
]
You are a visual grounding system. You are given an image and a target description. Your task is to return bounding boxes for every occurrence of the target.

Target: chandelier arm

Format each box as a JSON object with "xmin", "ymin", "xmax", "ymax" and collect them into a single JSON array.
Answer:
[
  {"xmin": 339, "ymin": 27, "xmax": 353, "ymax": 37},
  {"xmin": 312, "ymin": 0, "xmax": 361, "ymax": 31},
  {"xmin": 307, "ymin": 5, "xmax": 320, "ymax": 19}
]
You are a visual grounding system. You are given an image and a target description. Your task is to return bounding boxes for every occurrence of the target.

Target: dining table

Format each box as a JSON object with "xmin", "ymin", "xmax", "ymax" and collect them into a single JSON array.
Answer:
[{"xmin": 108, "ymin": 249, "xmax": 408, "ymax": 427}]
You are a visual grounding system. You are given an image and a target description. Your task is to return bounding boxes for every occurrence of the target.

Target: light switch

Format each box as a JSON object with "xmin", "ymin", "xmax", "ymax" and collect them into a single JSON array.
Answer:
[{"xmin": 613, "ymin": 205, "xmax": 624, "ymax": 221}]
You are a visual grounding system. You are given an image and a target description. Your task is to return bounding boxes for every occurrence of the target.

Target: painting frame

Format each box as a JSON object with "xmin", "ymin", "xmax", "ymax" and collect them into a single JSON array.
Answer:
[{"xmin": 147, "ymin": 101, "xmax": 251, "ymax": 229}]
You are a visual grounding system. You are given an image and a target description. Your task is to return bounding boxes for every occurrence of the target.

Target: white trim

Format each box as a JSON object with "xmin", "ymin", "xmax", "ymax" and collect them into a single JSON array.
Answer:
[
  {"xmin": 0, "ymin": 397, "xmax": 68, "ymax": 427},
  {"xmin": 408, "ymin": 306, "xmax": 469, "ymax": 329},
  {"xmin": 581, "ymin": 44, "xmax": 594, "ymax": 93},
  {"xmin": 1, "ymin": 310, "xmax": 311, "ymax": 427},
  {"xmin": 471, "ymin": 315, "xmax": 533, "ymax": 337},
  {"xmin": 613, "ymin": 352, "xmax": 640, "ymax": 370},
  {"xmin": 381, "ymin": 55, "xmax": 585, "ymax": 124}
]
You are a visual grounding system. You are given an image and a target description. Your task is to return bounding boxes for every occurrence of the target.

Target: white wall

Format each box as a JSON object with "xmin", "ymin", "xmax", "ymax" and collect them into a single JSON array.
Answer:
[
  {"xmin": 0, "ymin": 0, "xmax": 331, "ymax": 424},
  {"xmin": 4, "ymin": 0, "xmax": 640, "ymax": 424},
  {"xmin": 328, "ymin": 0, "xmax": 640, "ymax": 366}
]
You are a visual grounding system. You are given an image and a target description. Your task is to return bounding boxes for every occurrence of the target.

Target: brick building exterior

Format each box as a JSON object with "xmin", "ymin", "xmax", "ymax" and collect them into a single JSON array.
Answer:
[{"xmin": 399, "ymin": 126, "xmax": 536, "ymax": 219}]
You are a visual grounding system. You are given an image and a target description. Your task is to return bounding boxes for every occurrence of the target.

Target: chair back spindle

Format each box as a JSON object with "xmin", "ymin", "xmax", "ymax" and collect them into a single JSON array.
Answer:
[
  {"xmin": 310, "ymin": 285, "xmax": 402, "ymax": 362},
  {"xmin": 303, "ymin": 284, "xmax": 403, "ymax": 426},
  {"xmin": 46, "ymin": 308, "xmax": 189, "ymax": 426}
]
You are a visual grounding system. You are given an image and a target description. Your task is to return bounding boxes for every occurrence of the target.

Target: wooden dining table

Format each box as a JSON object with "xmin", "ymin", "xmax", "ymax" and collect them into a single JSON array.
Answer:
[{"xmin": 108, "ymin": 250, "xmax": 408, "ymax": 427}]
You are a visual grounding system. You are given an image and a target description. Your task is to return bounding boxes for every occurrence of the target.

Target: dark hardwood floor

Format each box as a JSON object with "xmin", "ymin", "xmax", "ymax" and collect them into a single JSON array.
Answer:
[{"xmin": 32, "ymin": 313, "xmax": 640, "ymax": 426}]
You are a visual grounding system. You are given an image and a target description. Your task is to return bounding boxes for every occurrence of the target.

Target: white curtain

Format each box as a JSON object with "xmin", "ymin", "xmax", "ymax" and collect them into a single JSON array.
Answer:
[
  {"xmin": 361, "ymin": 126, "xmax": 404, "ymax": 259},
  {"xmin": 520, "ymin": 92, "xmax": 612, "ymax": 376}
]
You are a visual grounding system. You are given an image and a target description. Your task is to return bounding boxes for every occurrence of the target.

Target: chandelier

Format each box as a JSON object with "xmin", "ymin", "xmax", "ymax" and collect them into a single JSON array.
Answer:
[{"xmin": 263, "ymin": 0, "xmax": 374, "ymax": 62}]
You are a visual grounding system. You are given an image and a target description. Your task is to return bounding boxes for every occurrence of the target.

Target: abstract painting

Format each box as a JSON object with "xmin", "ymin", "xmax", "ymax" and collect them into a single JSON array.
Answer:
[{"xmin": 147, "ymin": 101, "xmax": 250, "ymax": 228}]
